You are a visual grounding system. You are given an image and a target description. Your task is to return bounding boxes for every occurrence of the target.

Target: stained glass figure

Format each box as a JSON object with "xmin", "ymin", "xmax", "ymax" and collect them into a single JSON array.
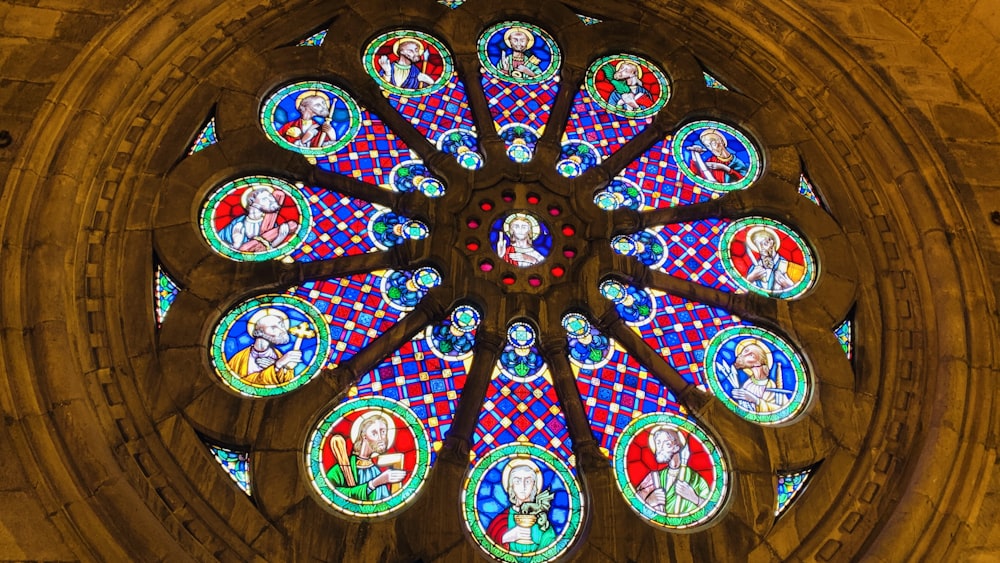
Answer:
[
  {"xmin": 613, "ymin": 412, "xmax": 728, "ymax": 529},
  {"xmin": 306, "ymin": 396, "xmax": 431, "ymax": 518},
  {"xmin": 479, "ymin": 22, "xmax": 561, "ymax": 163},
  {"xmin": 490, "ymin": 212, "xmax": 551, "ymax": 267},
  {"xmin": 612, "ymin": 217, "xmax": 816, "ymax": 299},
  {"xmin": 473, "ymin": 322, "xmax": 572, "ymax": 462},
  {"xmin": 798, "ymin": 173, "xmax": 825, "ymax": 207},
  {"xmin": 563, "ymin": 313, "xmax": 684, "ymax": 457},
  {"xmin": 364, "ymin": 30, "xmax": 483, "ymax": 170},
  {"xmin": 297, "ymin": 29, "xmax": 328, "ymax": 47},
  {"xmin": 210, "ymin": 293, "xmax": 332, "ymax": 397},
  {"xmin": 207, "ymin": 443, "xmax": 252, "ymax": 495},
  {"xmin": 261, "ymin": 80, "xmax": 445, "ymax": 197},
  {"xmin": 702, "ymin": 72, "xmax": 728, "ymax": 90},
  {"xmin": 776, "ymin": 467, "xmax": 815, "ymax": 517},
  {"xmin": 188, "ymin": 115, "xmax": 217, "ymax": 155},
  {"xmin": 438, "ymin": 0, "xmax": 466, "ymax": 7},
  {"xmin": 576, "ymin": 14, "xmax": 602, "ymax": 25},
  {"xmin": 558, "ymin": 54, "xmax": 669, "ymax": 178},
  {"xmin": 835, "ymin": 318, "xmax": 852, "ymax": 360},
  {"xmin": 154, "ymin": 262, "xmax": 180, "ymax": 326},
  {"xmin": 673, "ymin": 120, "xmax": 760, "ymax": 192},
  {"xmin": 200, "ymin": 176, "xmax": 309, "ymax": 262},
  {"xmin": 286, "ymin": 185, "xmax": 427, "ymax": 262},
  {"xmin": 348, "ymin": 305, "xmax": 481, "ymax": 455},
  {"xmin": 463, "ymin": 443, "xmax": 584, "ymax": 563},
  {"xmin": 703, "ymin": 326, "xmax": 810, "ymax": 424}
]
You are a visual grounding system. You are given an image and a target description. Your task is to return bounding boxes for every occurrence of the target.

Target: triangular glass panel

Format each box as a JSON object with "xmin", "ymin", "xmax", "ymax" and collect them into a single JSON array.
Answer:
[
  {"xmin": 776, "ymin": 465, "xmax": 818, "ymax": 517},
  {"xmin": 187, "ymin": 114, "xmax": 217, "ymax": 155},
  {"xmin": 206, "ymin": 443, "xmax": 252, "ymax": 496},
  {"xmin": 296, "ymin": 29, "xmax": 327, "ymax": 47},
  {"xmin": 154, "ymin": 262, "xmax": 180, "ymax": 326}
]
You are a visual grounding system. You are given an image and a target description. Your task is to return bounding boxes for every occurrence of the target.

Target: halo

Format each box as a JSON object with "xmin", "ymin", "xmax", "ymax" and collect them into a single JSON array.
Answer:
[
  {"xmin": 502, "ymin": 26, "xmax": 535, "ymax": 50},
  {"xmin": 646, "ymin": 423, "xmax": 686, "ymax": 454},
  {"xmin": 294, "ymin": 89, "xmax": 329, "ymax": 110},
  {"xmin": 245, "ymin": 307, "xmax": 289, "ymax": 337},
  {"xmin": 745, "ymin": 225, "xmax": 781, "ymax": 255},
  {"xmin": 698, "ymin": 127, "xmax": 726, "ymax": 146},
  {"xmin": 392, "ymin": 37, "xmax": 425, "ymax": 57},
  {"xmin": 239, "ymin": 183, "xmax": 276, "ymax": 210},
  {"xmin": 733, "ymin": 337, "xmax": 774, "ymax": 370},
  {"xmin": 349, "ymin": 408, "xmax": 396, "ymax": 446},
  {"xmin": 614, "ymin": 59, "xmax": 643, "ymax": 79},
  {"xmin": 501, "ymin": 457, "xmax": 543, "ymax": 495},
  {"xmin": 503, "ymin": 212, "xmax": 541, "ymax": 240}
]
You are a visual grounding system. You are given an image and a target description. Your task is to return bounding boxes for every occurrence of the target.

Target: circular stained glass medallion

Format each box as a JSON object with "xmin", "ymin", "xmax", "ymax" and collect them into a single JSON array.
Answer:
[
  {"xmin": 209, "ymin": 294, "xmax": 331, "ymax": 397},
  {"xmin": 613, "ymin": 412, "xmax": 729, "ymax": 529},
  {"xmin": 490, "ymin": 212, "xmax": 551, "ymax": 267},
  {"xmin": 200, "ymin": 175, "xmax": 311, "ymax": 262},
  {"xmin": 261, "ymin": 80, "xmax": 362, "ymax": 157},
  {"xmin": 478, "ymin": 21, "xmax": 561, "ymax": 84},
  {"xmin": 463, "ymin": 442, "xmax": 584, "ymax": 563},
  {"xmin": 586, "ymin": 54, "xmax": 670, "ymax": 119},
  {"xmin": 672, "ymin": 120, "xmax": 761, "ymax": 192},
  {"xmin": 306, "ymin": 395, "xmax": 431, "ymax": 519},
  {"xmin": 364, "ymin": 29, "xmax": 454, "ymax": 96},
  {"xmin": 703, "ymin": 326, "xmax": 810, "ymax": 424},
  {"xmin": 719, "ymin": 216, "xmax": 816, "ymax": 299}
]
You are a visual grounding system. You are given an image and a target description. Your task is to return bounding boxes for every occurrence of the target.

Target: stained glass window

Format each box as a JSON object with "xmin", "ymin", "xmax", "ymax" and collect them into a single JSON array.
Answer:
[
  {"xmin": 438, "ymin": 0, "xmax": 466, "ymax": 8},
  {"xmin": 162, "ymin": 7, "xmax": 851, "ymax": 558},
  {"xmin": 297, "ymin": 29, "xmax": 327, "ymax": 47},
  {"xmin": 576, "ymin": 14, "xmax": 602, "ymax": 25},
  {"xmin": 188, "ymin": 114, "xmax": 217, "ymax": 155},
  {"xmin": 776, "ymin": 466, "xmax": 816, "ymax": 517},
  {"xmin": 798, "ymin": 172, "xmax": 825, "ymax": 207},
  {"xmin": 153, "ymin": 262, "xmax": 180, "ymax": 326},
  {"xmin": 836, "ymin": 318, "xmax": 853, "ymax": 359},
  {"xmin": 703, "ymin": 71, "xmax": 729, "ymax": 90},
  {"xmin": 206, "ymin": 443, "xmax": 252, "ymax": 496}
]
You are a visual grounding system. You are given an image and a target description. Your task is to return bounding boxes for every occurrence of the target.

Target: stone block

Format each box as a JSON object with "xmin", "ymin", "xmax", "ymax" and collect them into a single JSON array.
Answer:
[{"xmin": 2, "ymin": 6, "xmax": 62, "ymax": 40}]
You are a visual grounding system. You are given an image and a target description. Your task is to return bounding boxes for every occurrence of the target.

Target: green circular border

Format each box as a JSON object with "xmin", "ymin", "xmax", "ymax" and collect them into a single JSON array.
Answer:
[
  {"xmin": 199, "ymin": 175, "xmax": 312, "ymax": 262},
  {"xmin": 718, "ymin": 216, "xmax": 817, "ymax": 299},
  {"xmin": 305, "ymin": 396, "xmax": 432, "ymax": 519},
  {"xmin": 363, "ymin": 30, "xmax": 454, "ymax": 96},
  {"xmin": 703, "ymin": 325, "xmax": 811, "ymax": 424},
  {"xmin": 260, "ymin": 80, "xmax": 361, "ymax": 157},
  {"xmin": 462, "ymin": 443, "xmax": 584, "ymax": 563},
  {"xmin": 671, "ymin": 120, "xmax": 762, "ymax": 192},
  {"xmin": 209, "ymin": 293, "xmax": 331, "ymax": 397},
  {"xmin": 585, "ymin": 54, "xmax": 670, "ymax": 119},
  {"xmin": 612, "ymin": 412, "xmax": 729, "ymax": 530},
  {"xmin": 477, "ymin": 21, "xmax": 562, "ymax": 85}
]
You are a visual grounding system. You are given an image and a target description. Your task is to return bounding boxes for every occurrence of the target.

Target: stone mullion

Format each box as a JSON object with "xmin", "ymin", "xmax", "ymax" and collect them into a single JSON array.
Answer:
[{"xmin": 438, "ymin": 328, "xmax": 503, "ymax": 464}]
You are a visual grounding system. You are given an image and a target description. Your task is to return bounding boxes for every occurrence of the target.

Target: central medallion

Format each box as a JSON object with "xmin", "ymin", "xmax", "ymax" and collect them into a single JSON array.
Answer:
[{"xmin": 490, "ymin": 211, "xmax": 552, "ymax": 268}]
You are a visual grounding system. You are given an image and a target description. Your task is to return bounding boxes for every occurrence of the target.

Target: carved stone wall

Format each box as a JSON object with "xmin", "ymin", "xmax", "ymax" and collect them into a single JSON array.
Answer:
[{"xmin": 0, "ymin": 1, "xmax": 996, "ymax": 561}]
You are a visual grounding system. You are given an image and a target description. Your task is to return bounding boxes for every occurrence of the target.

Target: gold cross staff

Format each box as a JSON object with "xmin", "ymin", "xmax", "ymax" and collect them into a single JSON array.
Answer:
[{"xmin": 288, "ymin": 322, "xmax": 315, "ymax": 351}]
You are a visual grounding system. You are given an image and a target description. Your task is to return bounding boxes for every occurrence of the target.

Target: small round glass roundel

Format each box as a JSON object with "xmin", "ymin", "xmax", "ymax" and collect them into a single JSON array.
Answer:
[{"xmin": 491, "ymin": 212, "xmax": 552, "ymax": 267}]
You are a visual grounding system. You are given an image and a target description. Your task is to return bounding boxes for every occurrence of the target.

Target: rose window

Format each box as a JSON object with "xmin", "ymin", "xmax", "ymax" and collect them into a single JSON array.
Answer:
[{"xmin": 154, "ymin": 5, "xmax": 854, "ymax": 561}]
